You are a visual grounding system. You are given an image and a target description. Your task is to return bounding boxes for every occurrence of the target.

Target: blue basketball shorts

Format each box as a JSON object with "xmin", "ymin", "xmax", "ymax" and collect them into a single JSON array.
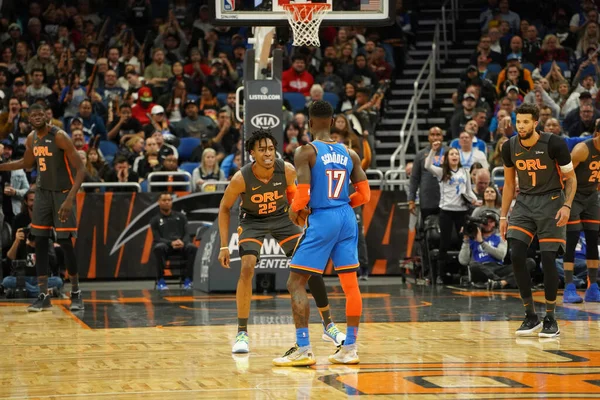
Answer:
[{"xmin": 290, "ymin": 204, "xmax": 359, "ymax": 275}]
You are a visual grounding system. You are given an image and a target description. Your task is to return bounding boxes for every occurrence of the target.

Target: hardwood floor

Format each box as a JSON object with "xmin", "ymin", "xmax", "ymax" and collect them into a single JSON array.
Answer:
[{"xmin": 1, "ymin": 285, "xmax": 599, "ymax": 399}]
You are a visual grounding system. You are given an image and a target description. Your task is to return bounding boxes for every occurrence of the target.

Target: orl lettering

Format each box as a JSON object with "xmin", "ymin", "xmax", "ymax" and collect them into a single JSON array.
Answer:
[
  {"xmin": 515, "ymin": 159, "xmax": 547, "ymax": 171},
  {"xmin": 250, "ymin": 190, "xmax": 284, "ymax": 204},
  {"xmin": 33, "ymin": 146, "xmax": 53, "ymax": 157},
  {"xmin": 250, "ymin": 113, "xmax": 280, "ymax": 129},
  {"xmin": 590, "ymin": 160, "xmax": 600, "ymax": 170}
]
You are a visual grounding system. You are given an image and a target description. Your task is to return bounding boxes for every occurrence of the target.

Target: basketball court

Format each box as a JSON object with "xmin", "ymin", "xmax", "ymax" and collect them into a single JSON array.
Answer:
[
  {"xmin": 2, "ymin": 1, "xmax": 598, "ymax": 399},
  {"xmin": 2, "ymin": 279, "xmax": 600, "ymax": 398}
]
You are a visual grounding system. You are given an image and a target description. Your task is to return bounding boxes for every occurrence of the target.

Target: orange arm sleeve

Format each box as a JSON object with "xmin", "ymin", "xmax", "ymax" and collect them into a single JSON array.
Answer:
[
  {"xmin": 286, "ymin": 183, "xmax": 297, "ymax": 205},
  {"xmin": 349, "ymin": 180, "xmax": 371, "ymax": 208},
  {"xmin": 291, "ymin": 183, "xmax": 310, "ymax": 212}
]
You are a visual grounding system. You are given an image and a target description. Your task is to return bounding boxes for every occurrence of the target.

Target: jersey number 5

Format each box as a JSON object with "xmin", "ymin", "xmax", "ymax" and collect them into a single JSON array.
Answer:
[
  {"xmin": 326, "ymin": 170, "xmax": 346, "ymax": 199},
  {"xmin": 39, "ymin": 157, "xmax": 47, "ymax": 171}
]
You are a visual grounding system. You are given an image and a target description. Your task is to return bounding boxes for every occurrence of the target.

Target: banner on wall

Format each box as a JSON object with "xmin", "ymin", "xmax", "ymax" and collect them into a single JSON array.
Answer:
[{"xmin": 75, "ymin": 190, "xmax": 408, "ymax": 279}]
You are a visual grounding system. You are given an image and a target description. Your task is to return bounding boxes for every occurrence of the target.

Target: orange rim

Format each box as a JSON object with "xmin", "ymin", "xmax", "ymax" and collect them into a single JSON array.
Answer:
[{"xmin": 282, "ymin": 3, "xmax": 331, "ymax": 22}]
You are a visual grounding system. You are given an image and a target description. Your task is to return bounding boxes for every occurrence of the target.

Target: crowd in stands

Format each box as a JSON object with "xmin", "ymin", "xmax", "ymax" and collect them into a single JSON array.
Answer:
[
  {"xmin": 0, "ymin": 0, "xmax": 408, "ymax": 203},
  {"xmin": 409, "ymin": 0, "xmax": 600, "ymax": 288}
]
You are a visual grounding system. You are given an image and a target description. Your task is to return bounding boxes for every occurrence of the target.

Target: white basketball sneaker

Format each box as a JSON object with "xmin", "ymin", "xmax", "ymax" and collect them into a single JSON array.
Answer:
[
  {"xmin": 322, "ymin": 323, "xmax": 346, "ymax": 346},
  {"xmin": 328, "ymin": 343, "xmax": 359, "ymax": 364},
  {"xmin": 272, "ymin": 344, "xmax": 316, "ymax": 367},
  {"xmin": 232, "ymin": 331, "xmax": 250, "ymax": 353}
]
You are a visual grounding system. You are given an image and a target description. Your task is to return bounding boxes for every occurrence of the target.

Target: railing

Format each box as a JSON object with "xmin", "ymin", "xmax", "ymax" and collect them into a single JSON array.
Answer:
[
  {"xmin": 365, "ymin": 169, "xmax": 384, "ymax": 188},
  {"xmin": 147, "ymin": 171, "xmax": 193, "ymax": 192},
  {"xmin": 384, "ymin": 23, "xmax": 439, "ymax": 190},
  {"xmin": 81, "ymin": 182, "xmax": 142, "ymax": 192},
  {"xmin": 441, "ymin": 0, "xmax": 458, "ymax": 62}
]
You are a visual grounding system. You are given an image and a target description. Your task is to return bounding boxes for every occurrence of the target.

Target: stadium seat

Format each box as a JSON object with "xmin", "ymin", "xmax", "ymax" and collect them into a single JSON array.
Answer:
[
  {"xmin": 487, "ymin": 63, "xmax": 502, "ymax": 74},
  {"xmin": 541, "ymin": 61, "xmax": 568, "ymax": 76},
  {"xmin": 522, "ymin": 63, "xmax": 535, "ymax": 72},
  {"xmin": 283, "ymin": 92, "xmax": 307, "ymax": 113},
  {"xmin": 98, "ymin": 140, "xmax": 118, "ymax": 164},
  {"xmin": 323, "ymin": 92, "xmax": 340, "ymax": 110},
  {"xmin": 187, "ymin": 94, "xmax": 199, "ymax": 103},
  {"xmin": 216, "ymin": 92, "xmax": 228, "ymax": 106},
  {"xmin": 177, "ymin": 137, "xmax": 201, "ymax": 162},
  {"xmin": 180, "ymin": 161, "xmax": 199, "ymax": 175},
  {"xmin": 140, "ymin": 179, "xmax": 148, "ymax": 192}
]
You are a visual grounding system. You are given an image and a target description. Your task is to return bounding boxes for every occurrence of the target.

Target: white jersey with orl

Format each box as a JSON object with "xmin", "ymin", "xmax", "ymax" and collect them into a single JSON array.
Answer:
[
  {"xmin": 33, "ymin": 126, "xmax": 74, "ymax": 191},
  {"xmin": 501, "ymin": 132, "xmax": 571, "ymax": 195}
]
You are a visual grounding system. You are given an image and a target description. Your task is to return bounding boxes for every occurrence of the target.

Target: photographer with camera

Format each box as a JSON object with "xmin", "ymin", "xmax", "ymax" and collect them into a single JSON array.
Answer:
[
  {"xmin": 459, "ymin": 210, "xmax": 531, "ymax": 289},
  {"xmin": 1, "ymin": 226, "xmax": 62, "ymax": 298}
]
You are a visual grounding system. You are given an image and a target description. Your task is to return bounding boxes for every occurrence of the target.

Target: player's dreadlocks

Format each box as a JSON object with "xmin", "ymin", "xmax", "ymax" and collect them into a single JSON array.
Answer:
[{"xmin": 245, "ymin": 129, "xmax": 278, "ymax": 153}]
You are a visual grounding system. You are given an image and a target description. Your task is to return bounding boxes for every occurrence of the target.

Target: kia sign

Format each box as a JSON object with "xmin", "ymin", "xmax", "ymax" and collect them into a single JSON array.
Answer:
[
  {"xmin": 250, "ymin": 113, "xmax": 281, "ymax": 130},
  {"xmin": 245, "ymin": 80, "xmax": 283, "ymax": 155}
]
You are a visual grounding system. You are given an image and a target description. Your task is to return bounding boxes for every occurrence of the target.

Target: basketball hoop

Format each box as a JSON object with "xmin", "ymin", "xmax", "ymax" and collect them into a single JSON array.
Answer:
[{"xmin": 282, "ymin": 2, "xmax": 331, "ymax": 47}]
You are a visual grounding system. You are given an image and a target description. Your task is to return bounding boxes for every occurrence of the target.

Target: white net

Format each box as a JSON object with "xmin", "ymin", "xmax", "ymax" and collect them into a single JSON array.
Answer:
[{"xmin": 282, "ymin": 3, "xmax": 331, "ymax": 47}]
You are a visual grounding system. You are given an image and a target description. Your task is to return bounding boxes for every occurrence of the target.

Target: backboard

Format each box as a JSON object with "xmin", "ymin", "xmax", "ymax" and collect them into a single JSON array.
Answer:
[{"xmin": 210, "ymin": 0, "xmax": 395, "ymax": 27}]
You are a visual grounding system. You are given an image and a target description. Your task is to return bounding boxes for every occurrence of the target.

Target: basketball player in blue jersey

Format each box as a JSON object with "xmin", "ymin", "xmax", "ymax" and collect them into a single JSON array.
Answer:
[
  {"xmin": 0, "ymin": 104, "xmax": 86, "ymax": 312},
  {"xmin": 273, "ymin": 100, "xmax": 371, "ymax": 366}
]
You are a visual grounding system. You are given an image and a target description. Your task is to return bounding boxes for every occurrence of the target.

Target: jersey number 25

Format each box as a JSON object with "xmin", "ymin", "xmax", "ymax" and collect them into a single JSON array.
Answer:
[{"xmin": 326, "ymin": 170, "xmax": 346, "ymax": 199}]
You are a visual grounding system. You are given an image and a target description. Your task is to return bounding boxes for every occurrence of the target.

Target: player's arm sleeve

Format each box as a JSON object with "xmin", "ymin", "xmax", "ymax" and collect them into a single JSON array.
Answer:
[
  {"xmin": 286, "ymin": 183, "xmax": 297, "ymax": 204},
  {"xmin": 291, "ymin": 184, "xmax": 310, "ymax": 212},
  {"xmin": 549, "ymin": 134, "xmax": 573, "ymax": 169},
  {"xmin": 349, "ymin": 180, "xmax": 371, "ymax": 208},
  {"xmin": 500, "ymin": 139, "xmax": 514, "ymax": 167}
]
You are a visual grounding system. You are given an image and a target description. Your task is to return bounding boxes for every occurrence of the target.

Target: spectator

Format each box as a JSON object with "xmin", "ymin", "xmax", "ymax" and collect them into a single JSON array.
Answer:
[
  {"xmin": 482, "ymin": 0, "xmax": 520, "ymax": 33},
  {"xmin": 220, "ymin": 139, "xmax": 242, "ymax": 179},
  {"xmin": 158, "ymin": 80, "xmax": 186, "ymax": 123},
  {"xmin": 488, "ymin": 26, "xmax": 502, "ymax": 54},
  {"xmin": 151, "ymin": 192, "xmax": 196, "ymax": 290},
  {"xmin": 369, "ymin": 47, "xmax": 393, "ymax": 83},
  {"xmin": 25, "ymin": 43, "xmax": 55, "ymax": 82},
  {"xmin": 315, "ymin": 58, "xmax": 344, "ymax": 96},
  {"xmin": 144, "ymin": 48, "xmax": 173, "ymax": 95},
  {"xmin": 59, "ymin": 71, "xmax": 87, "ymax": 120},
  {"xmin": 131, "ymin": 86, "xmax": 157, "ymax": 126},
  {"xmin": 536, "ymin": 34, "xmax": 569, "ymax": 66},
  {"xmin": 183, "ymin": 47, "xmax": 209, "ymax": 94},
  {"xmin": 452, "ymin": 119, "xmax": 488, "ymax": 154},
  {"xmin": 176, "ymin": 100, "xmax": 217, "ymax": 139},
  {"xmin": 107, "ymin": 104, "xmax": 144, "ymax": 145},
  {"xmin": 87, "ymin": 147, "xmax": 109, "ymax": 180},
  {"xmin": 471, "ymin": 108, "xmax": 491, "ymax": 142},
  {"xmin": 473, "ymin": 169, "xmax": 492, "ymax": 200},
  {"xmin": 352, "ymin": 54, "xmax": 378, "ymax": 89},
  {"xmin": 450, "ymin": 93, "xmax": 477, "ymax": 139},
  {"xmin": 133, "ymin": 136, "xmax": 161, "ymax": 180},
  {"xmin": 77, "ymin": 99, "xmax": 107, "ymax": 141},
  {"xmin": 408, "ymin": 126, "xmax": 445, "ymax": 223},
  {"xmin": 563, "ymin": 92, "xmax": 600, "ymax": 131},
  {"xmin": 198, "ymin": 86, "xmax": 220, "ymax": 121},
  {"xmin": 565, "ymin": 104, "xmax": 596, "ymax": 137},
  {"xmin": 576, "ymin": 22, "xmax": 600, "ymax": 59},
  {"xmin": 151, "ymin": 154, "xmax": 187, "ymax": 192},
  {"xmin": 26, "ymin": 68, "xmax": 52, "ymax": 104},
  {"xmin": 152, "ymin": 130, "xmax": 179, "ymax": 161},
  {"xmin": 119, "ymin": 136, "xmax": 145, "ymax": 166},
  {"xmin": 153, "ymin": 13, "xmax": 189, "ymax": 64},
  {"xmin": 544, "ymin": 117, "xmax": 566, "ymax": 137},
  {"xmin": 97, "ymin": 70, "xmax": 126, "ymax": 107},
  {"xmin": 192, "ymin": 148, "xmax": 225, "ymax": 192},
  {"xmin": 204, "ymin": 58, "xmax": 235, "ymax": 94},
  {"xmin": 282, "ymin": 55, "xmax": 314, "ymax": 96},
  {"xmin": 282, "ymin": 121, "xmax": 303, "ymax": 163},
  {"xmin": 570, "ymin": 0, "xmax": 599, "ymax": 33},
  {"xmin": 166, "ymin": 61, "xmax": 193, "ymax": 94},
  {"xmin": 2, "ymin": 163, "xmax": 29, "ymax": 225},
  {"xmin": 144, "ymin": 105, "xmax": 179, "ymax": 145},
  {"xmin": 12, "ymin": 190, "xmax": 34, "ymax": 233},
  {"xmin": 471, "ymin": 34, "xmax": 504, "ymax": 66},
  {"xmin": 489, "ymin": 136, "xmax": 508, "ymax": 169},
  {"xmin": 71, "ymin": 129, "xmax": 89, "ymax": 152},
  {"xmin": 0, "ymin": 97, "xmax": 27, "ymax": 139},
  {"xmin": 106, "ymin": 46, "xmax": 126, "ymax": 78},
  {"xmin": 104, "ymin": 155, "xmax": 140, "ymax": 191},
  {"xmin": 211, "ymin": 109, "xmax": 240, "ymax": 157},
  {"xmin": 425, "ymin": 142, "xmax": 477, "ymax": 284},
  {"xmin": 457, "ymin": 130, "xmax": 489, "ymax": 169}
]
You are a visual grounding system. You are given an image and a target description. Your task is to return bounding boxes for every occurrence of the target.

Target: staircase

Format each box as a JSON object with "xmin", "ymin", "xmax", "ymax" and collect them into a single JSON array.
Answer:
[{"xmin": 374, "ymin": 3, "xmax": 482, "ymax": 173}]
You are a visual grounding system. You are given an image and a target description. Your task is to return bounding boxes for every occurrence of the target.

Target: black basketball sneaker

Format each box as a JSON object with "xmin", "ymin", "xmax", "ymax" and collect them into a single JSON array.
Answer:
[{"xmin": 515, "ymin": 314, "xmax": 542, "ymax": 336}]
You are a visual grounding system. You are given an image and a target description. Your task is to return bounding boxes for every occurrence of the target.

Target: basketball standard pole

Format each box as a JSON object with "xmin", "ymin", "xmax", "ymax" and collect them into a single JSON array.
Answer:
[{"xmin": 238, "ymin": 27, "xmax": 284, "ymax": 165}]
